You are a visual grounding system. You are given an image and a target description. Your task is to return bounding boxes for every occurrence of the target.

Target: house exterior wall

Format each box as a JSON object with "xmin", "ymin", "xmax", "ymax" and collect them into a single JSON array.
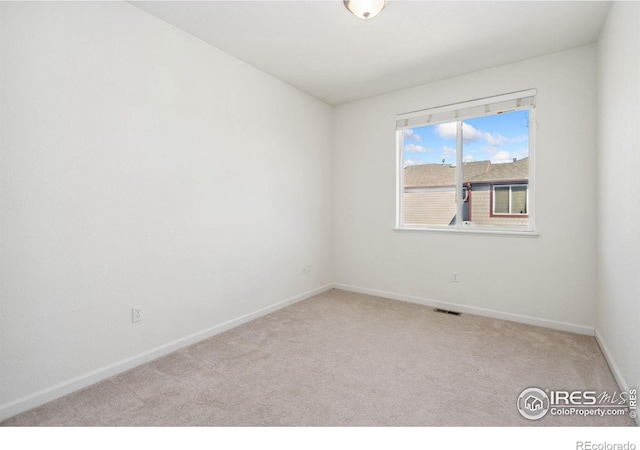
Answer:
[
  {"xmin": 404, "ymin": 190, "xmax": 455, "ymax": 226},
  {"xmin": 469, "ymin": 187, "xmax": 528, "ymax": 227}
]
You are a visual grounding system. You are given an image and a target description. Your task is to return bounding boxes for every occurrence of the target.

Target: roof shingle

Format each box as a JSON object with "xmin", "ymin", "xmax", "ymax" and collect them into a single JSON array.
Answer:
[{"xmin": 404, "ymin": 158, "xmax": 528, "ymax": 187}]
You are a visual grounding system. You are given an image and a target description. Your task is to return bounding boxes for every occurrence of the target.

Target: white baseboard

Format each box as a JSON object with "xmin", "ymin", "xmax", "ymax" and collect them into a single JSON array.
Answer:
[
  {"xmin": 595, "ymin": 329, "xmax": 639, "ymax": 427},
  {"xmin": 0, "ymin": 283, "xmax": 333, "ymax": 422},
  {"xmin": 333, "ymin": 283, "xmax": 595, "ymax": 336}
]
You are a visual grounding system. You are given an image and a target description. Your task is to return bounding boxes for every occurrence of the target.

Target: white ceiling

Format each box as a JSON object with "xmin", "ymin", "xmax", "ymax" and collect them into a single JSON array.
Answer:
[{"xmin": 131, "ymin": 1, "xmax": 611, "ymax": 105}]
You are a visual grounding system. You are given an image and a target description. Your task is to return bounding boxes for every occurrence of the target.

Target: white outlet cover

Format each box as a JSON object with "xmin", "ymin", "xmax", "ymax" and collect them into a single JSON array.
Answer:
[{"xmin": 132, "ymin": 306, "xmax": 143, "ymax": 323}]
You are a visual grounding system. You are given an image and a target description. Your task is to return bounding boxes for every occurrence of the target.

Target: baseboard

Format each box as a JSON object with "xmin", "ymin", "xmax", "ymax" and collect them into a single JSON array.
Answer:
[
  {"xmin": 333, "ymin": 283, "xmax": 595, "ymax": 336},
  {"xmin": 0, "ymin": 283, "xmax": 333, "ymax": 422},
  {"xmin": 594, "ymin": 329, "xmax": 639, "ymax": 427}
]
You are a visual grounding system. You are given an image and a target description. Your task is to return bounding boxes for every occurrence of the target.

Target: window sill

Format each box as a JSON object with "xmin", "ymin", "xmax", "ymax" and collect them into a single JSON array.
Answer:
[{"xmin": 393, "ymin": 227, "xmax": 539, "ymax": 237}]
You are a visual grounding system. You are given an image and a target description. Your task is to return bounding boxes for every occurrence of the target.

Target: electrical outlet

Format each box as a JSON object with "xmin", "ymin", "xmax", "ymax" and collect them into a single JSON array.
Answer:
[
  {"xmin": 132, "ymin": 306, "xmax": 143, "ymax": 323},
  {"xmin": 452, "ymin": 272, "xmax": 460, "ymax": 283},
  {"xmin": 302, "ymin": 265, "xmax": 311, "ymax": 275}
]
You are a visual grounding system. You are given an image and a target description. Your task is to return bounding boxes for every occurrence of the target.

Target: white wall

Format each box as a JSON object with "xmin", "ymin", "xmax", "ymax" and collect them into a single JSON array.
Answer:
[
  {"xmin": 596, "ymin": 1, "xmax": 640, "ymax": 412},
  {"xmin": 0, "ymin": 2, "xmax": 332, "ymax": 419},
  {"xmin": 333, "ymin": 45, "xmax": 598, "ymax": 333}
]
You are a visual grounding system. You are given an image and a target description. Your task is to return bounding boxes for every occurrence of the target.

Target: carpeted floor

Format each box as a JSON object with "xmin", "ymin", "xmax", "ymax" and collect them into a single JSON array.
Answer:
[{"xmin": 1, "ymin": 289, "xmax": 635, "ymax": 426}]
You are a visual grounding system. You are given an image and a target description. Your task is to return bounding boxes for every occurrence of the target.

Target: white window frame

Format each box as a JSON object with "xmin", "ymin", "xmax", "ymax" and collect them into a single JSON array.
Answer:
[
  {"xmin": 395, "ymin": 89, "xmax": 537, "ymax": 236},
  {"xmin": 492, "ymin": 184, "xmax": 529, "ymax": 216}
]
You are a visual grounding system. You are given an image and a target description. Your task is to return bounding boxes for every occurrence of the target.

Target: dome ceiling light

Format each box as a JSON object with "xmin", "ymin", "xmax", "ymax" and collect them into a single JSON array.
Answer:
[{"xmin": 343, "ymin": 0, "xmax": 389, "ymax": 20}]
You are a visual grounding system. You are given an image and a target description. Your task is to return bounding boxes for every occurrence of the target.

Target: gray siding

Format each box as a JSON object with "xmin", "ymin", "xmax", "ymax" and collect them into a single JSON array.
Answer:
[{"xmin": 404, "ymin": 190, "xmax": 455, "ymax": 226}]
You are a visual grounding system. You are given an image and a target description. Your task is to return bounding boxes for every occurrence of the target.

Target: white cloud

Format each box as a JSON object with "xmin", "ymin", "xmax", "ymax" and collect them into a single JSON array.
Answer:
[
  {"xmin": 463, "ymin": 123, "xmax": 486, "ymax": 142},
  {"xmin": 404, "ymin": 159, "xmax": 421, "ymax": 167},
  {"xmin": 404, "ymin": 144, "xmax": 430, "ymax": 153},
  {"xmin": 436, "ymin": 122, "xmax": 508, "ymax": 146},
  {"xmin": 435, "ymin": 122, "xmax": 485, "ymax": 142},
  {"xmin": 491, "ymin": 150, "xmax": 514, "ymax": 164},
  {"xmin": 463, "ymin": 154, "xmax": 476, "ymax": 163},
  {"xmin": 435, "ymin": 122, "xmax": 457, "ymax": 140},
  {"xmin": 486, "ymin": 133, "xmax": 507, "ymax": 146},
  {"xmin": 403, "ymin": 129, "xmax": 421, "ymax": 142},
  {"xmin": 480, "ymin": 146, "xmax": 523, "ymax": 164},
  {"xmin": 441, "ymin": 146, "xmax": 456, "ymax": 155},
  {"xmin": 511, "ymin": 134, "xmax": 529, "ymax": 143}
]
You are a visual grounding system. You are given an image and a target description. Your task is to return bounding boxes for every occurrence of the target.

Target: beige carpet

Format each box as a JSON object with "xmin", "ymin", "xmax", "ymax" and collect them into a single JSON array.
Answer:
[{"xmin": 1, "ymin": 289, "xmax": 634, "ymax": 426}]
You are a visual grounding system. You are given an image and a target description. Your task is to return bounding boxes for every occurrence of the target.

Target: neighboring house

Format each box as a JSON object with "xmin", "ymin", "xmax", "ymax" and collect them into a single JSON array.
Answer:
[{"xmin": 403, "ymin": 158, "xmax": 529, "ymax": 227}]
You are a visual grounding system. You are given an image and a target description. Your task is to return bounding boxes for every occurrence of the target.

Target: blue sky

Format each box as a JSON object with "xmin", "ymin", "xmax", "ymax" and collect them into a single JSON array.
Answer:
[{"xmin": 403, "ymin": 110, "xmax": 529, "ymax": 167}]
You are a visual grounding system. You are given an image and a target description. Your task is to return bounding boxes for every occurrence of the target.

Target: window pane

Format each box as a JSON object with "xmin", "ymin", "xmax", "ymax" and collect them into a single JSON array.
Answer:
[
  {"xmin": 462, "ymin": 110, "xmax": 530, "ymax": 227},
  {"xmin": 402, "ymin": 122, "xmax": 457, "ymax": 227},
  {"xmin": 494, "ymin": 187, "xmax": 510, "ymax": 214},
  {"xmin": 511, "ymin": 185, "xmax": 528, "ymax": 214},
  {"xmin": 398, "ymin": 98, "xmax": 533, "ymax": 231}
]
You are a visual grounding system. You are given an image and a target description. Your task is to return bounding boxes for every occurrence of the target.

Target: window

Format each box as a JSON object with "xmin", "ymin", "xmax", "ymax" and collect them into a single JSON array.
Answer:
[
  {"xmin": 492, "ymin": 184, "xmax": 528, "ymax": 216},
  {"xmin": 396, "ymin": 90, "xmax": 535, "ymax": 233}
]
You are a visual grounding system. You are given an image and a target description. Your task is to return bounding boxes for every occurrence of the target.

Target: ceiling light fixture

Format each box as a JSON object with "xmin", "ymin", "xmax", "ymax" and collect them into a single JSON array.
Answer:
[{"xmin": 343, "ymin": 0, "xmax": 388, "ymax": 20}]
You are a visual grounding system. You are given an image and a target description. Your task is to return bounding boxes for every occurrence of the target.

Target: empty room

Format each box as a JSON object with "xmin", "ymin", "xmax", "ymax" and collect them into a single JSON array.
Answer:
[{"xmin": 1, "ymin": 0, "xmax": 638, "ymax": 442}]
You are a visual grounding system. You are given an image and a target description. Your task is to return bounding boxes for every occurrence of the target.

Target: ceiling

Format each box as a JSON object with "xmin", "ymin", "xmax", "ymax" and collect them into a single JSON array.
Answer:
[{"xmin": 131, "ymin": 1, "xmax": 611, "ymax": 106}]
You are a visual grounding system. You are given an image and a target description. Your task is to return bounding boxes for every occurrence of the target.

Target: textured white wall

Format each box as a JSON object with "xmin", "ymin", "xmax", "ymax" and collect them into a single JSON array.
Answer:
[
  {"xmin": 0, "ymin": 2, "xmax": 332, "ymax": 416},
  {"xmin": 333, "ymin": 45, "xmax": 598, "ymax": 332},
  {"xmin": 596, "ymin": 1, "xmax": 640, "ymax": 402}
]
